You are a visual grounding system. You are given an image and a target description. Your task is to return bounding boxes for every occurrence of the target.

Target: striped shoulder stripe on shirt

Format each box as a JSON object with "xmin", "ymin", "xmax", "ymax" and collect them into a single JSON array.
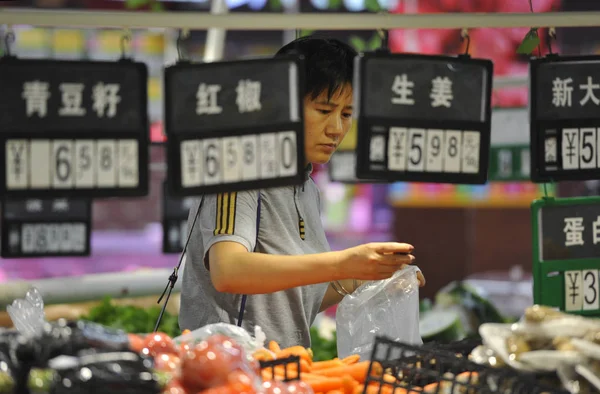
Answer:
[{"xmin": 214, "ymin": 192, "xmax": 237, "ymax": 235}]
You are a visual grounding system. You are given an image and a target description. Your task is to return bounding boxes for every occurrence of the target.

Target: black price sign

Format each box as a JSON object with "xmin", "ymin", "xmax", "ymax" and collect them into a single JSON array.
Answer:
[
  {"xmin": 164, "ymin": 56, "xmax": 306, "ymax": 196},
  {"xmin": 530, "ymin": 55, "xmax": 600, "ymax": 182},
  {"xmin": 532, "ymin": 197, "xmax": 600, "ymax": 316},
  {"xmin": 0, "ymin": 58, "xmax": 149, "ymax": 199},
  {"xmin": 1, "ymin": 197, "xmax": 92, "ymax": 258},
  {"xmin": 355, "ymin": 53, "xmax": 493, "ymax": 185},
  {"xmin": 161, "ymin": 181, "xmax": 193, "ymax": 254}
]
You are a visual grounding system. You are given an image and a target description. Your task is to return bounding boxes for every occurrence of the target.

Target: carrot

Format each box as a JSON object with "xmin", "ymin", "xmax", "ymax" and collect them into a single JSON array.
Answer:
[
  {"xmin": 269, "ymin": 340, "xmax": 281, "ymax": 353},
  {"xmin": 312, "ymin": 359, "xmax": 345, "ymax": 370},
  {"xmin": 353, "ymin": 384, "xmax": 365, "ymax": 394},
  {"xmin": 342, "ymin": 374, "xmax": 358, "ymax": 394},
  {"xmin": 326, "ymin": 390, "xmax": 343, "ymax": 394},
  {"xmin": 307, "ymin": 377, "xmax": 344, "ymax": 393},
  {"xmin": 342, "ymin": 355, "xmax": 360, "ymax": 365},
  {"xmin": 301, "ymin": 372, "xmax": 328, "ymax": 381},
  {"xmin": 252, "ymin": 348, "xmax": 276, "ymax": 361},
  {"xmin": 275, "ymin": 346, "xmax": 312, "ymax": 364},
  {"xmin": 312, "ymin": 361, "xmax": 377, "ymax": 383}
]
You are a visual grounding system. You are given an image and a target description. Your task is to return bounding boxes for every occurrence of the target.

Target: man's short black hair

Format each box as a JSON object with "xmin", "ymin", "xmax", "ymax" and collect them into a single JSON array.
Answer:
[{"xmin": 275, "ymin": 35, "xmax": 357, "ymax": 101}]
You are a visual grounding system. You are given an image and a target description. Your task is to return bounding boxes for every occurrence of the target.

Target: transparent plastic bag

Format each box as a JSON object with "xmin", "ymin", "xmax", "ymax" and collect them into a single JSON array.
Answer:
[
  {"xmin": 336, "ymin": 265, "xmax": 422, "ymax": 360},
  {"xmin": 6, "ymin": 287, "xmax": 47, "ymax": 338},
  {"xmin": 173, "ymin": 322, "xmax": 266, "ymax": 354}
]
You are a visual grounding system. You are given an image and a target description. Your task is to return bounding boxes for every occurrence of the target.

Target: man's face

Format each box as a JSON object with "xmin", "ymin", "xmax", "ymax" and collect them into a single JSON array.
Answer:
[{"xmin": 303, "ymin": 85, "xmax": 353, "ymax": 165}]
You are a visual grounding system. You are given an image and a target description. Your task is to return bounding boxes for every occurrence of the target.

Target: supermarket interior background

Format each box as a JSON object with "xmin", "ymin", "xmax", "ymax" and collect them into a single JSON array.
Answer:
[{"xmin": 1, "ymin": 0, "xmax": 600, "ymax": 322}]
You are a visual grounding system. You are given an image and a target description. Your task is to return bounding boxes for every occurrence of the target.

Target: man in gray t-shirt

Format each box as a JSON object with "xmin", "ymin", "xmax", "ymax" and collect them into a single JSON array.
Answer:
[{"xmin": 179, "ymin": 36, "xmax": 424, "ymax": 348}]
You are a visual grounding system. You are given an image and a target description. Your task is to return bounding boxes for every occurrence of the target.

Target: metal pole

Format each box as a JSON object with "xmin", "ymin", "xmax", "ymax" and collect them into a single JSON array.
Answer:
[
  {"xmin": 1, "ymin": 9, "xmax": 600, "ymax": 30},
  {"xmin": 203, "ymin": 0, "xmax": 228, "ymax": 63}
]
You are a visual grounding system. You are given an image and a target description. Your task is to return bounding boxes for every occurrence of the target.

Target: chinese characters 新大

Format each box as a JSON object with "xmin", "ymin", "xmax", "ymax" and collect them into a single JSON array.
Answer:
[
  {"xmin": 391, "ymin": 74, "xmax": 454, "ymax": 108},
  {"xmin": 552, "ymin": 76, "xmax": 600, "ymax": 108},
  {"xmin": 22, "ymin": 81, "xmax": 122, "ymax": 118},
  {"xmin": 564, "ymin": 216, "xmax": 600, "ymax": 246},
  {"xmin": 196, "ymin": 79, "xmax": 263, "ymax": 116}
]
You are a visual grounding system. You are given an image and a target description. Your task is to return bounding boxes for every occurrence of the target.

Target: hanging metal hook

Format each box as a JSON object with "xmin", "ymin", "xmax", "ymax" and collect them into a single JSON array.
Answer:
[
  {"xmin": 4, "ymin": 28, "xmax": 15, "ymax": 57},
  {"xmin": 376, "ymin": 11, "xmax": 389, "ymax": 53},
  {"xmin": 547, "ymin": 27, "xmax": 556, "ymax": 55},
  {"xmin": 460, "ymin": 28, "xmax": 470, "ymax": 56},
  {"xmin": 176, "ymin": 29, "xmax": 190, "ymax": 61},
  {"xmin": 120, "ymin": 28, "xmax": 132, "ymax": 59}
]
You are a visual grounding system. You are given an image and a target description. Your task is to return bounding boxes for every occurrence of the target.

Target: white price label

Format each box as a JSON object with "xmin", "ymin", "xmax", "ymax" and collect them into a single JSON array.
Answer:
[
  {"xmin": 278, "ymin": 131, "xmax": 297, "ymax": 177},
  {"xmin": 407, "ymin": 129, "xmax": 426, "ymax": 172},
  {"xmin": 443, "ymin": 130, "xmax": 462, "ymax": 173},
  {"xmin": 260, "ymin": 133, "xmax": 278, "ymax": 179},
  {"xmin": 180, "ymin": 140, "xmax": 203, "ymax": 188},
  {"xmin": 583, "ymin": 270, "xmax": 600, "ymax": 311},
  {"xmin": 461, "ymin": 131, "xmax": 480, "ymax": 174},
  {"xmin": 52, "ymin": 140, "xmax": 74, "ymax": 188},
  {"xmin": 330, "ymin": 153, "xmax": 355, "ymax": 181},
  {"xmin": 497, "ymin": 149, "xmax": 513, "ymax": 178},
  {"xmin": 545, "ymin": 137, "xmax": 557, "ymax": 163},
  {"xmin": 369, "ymin": 135, "xmax": 385, "ymax": 163},
  {"xmin": 74, "ymin": 140, "xmax": 96, "ymax": 188},
  {"xmin": 387, "ymin": 127, "xmax": 408, "ymax": 171},
  {"xmin": 21, "ymin": 223, "xmax": 86, "ymax": 254},
  {"xmin": 520, "ymin": 149, "xmax": 531, "ymax": 177},
  {"xmin": 203, "ymin": 138, "xmax": 222, "ymax": 185},
  {"xmin": 96, "ymin": 140, "xmax": 117, "ymax": 187},
  {"xmin": 118, "ymin": 140, "xmax": 139, "ymax": 187},
  {"xmin": 562, "ymin": 128, "xmax": 579, "ymax": 170},
  {"xmin": 240, "ymin": 135, "xmax": 258, "ymax": 181},
  {"xmin": 579, "ymin": 128, "xmax": 597, "ymax": 169},
  {"xmin": 222, "ymin": 136, "xmax": 242, "ymax": 183},
  {"xmin": 425, "ymin": 129, "xmax": 444, "ymax": 172},
  {"xmin": 30, "ymin": 140, "xmax": 51, "ymax": 189},
  {"xmin": 5, "ymin": 140, "xmax": 29, "ymax": 190},
  {"xmin": 565, "ymin": 270, "xmax": 583, "ymax": 312}
]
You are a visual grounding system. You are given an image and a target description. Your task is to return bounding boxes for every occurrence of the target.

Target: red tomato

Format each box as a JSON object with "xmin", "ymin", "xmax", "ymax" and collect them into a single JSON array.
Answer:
[
  {"xmin": 181, "ymin": 341, "xmax": 242, "ymax": 391},
  {"xmin": 143, "ymin": 332, "xmax": 178, "ymax": 357},
  {"xmin": 162, "ymin": 379, "xmax": 188, "ymax": 394},
  {"xmin": 228, "ymin": 370, "xmax": 260, "ymax": 393},
  {"xmin": 128, "ymin": 333, "xmax": 145, "ymax": 353},
  {"xmin": 286, "ymin": 381, "xmax": 314, "ymax": 394},
  {"xmin": 155, "ymin": 353, "xmax": 183, "ymax": 378},
  {"xmin": 262, "ymin": 380, "xmax": 289, "ymax": 394}
]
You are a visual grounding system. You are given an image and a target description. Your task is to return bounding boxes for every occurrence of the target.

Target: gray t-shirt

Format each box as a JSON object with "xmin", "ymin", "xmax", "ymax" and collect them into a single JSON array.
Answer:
[{"xmin": 179, "ymin": 168, "xmax": 330, "ymax": 348}]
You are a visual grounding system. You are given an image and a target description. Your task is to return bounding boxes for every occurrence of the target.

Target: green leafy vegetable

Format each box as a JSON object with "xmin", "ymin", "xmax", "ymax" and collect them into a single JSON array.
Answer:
[
  {"xmin": 82, "ymin": 296, "xmax": 181, "ymax": 337},
  {"xmin": 310, "ymin": 327, "xmax": 337, "ymax": 361},
  {"xmin": 517, "ymin": 28, "xmax": 540, "ymax": 55}
]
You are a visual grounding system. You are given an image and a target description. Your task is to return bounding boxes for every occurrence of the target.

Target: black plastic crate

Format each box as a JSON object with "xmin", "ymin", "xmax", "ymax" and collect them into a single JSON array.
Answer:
[
  {"xmin": 364, "ymin": 336, "xmax": 569, "ymax": 394},
  {"xmin": 259, "ymin": 355, "xmax": 301, "ymax": 382}
]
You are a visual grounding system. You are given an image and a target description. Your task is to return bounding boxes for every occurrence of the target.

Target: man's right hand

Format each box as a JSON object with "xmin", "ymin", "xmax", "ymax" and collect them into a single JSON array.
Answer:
[{"xmin": 336, "ymin": 242, "xmax": 415, "ymax": 281}]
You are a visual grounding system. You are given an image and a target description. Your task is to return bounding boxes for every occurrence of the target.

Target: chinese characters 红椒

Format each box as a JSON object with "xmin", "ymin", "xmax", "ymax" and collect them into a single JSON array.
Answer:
[
  {"xmin": 563, "ymin": 216, "xmax": 600, "ymax": 246},
  {"xmin": 22, "ymin": 81, "xmax": 122, "ymax": 118},
  {"xmin": 391, "ymin": 74, "xmax": 454, "ymax": 108},
  {"xmin": 552, "ymin": 76, "xmax": 600, "ymax": 108},
  {"xmin": 196, "ymin": 80, "xmax": 263, "ymax": 116}
]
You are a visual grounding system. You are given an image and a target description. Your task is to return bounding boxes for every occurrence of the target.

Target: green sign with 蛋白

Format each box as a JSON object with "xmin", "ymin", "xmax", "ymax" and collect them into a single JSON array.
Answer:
[
  {"xmin": 532, "ymin": 196, "xmax": 600, "ymax": 316},
  {"xmin": 488, "ymin": 145, "xmax": 530, "ymax": 181}
]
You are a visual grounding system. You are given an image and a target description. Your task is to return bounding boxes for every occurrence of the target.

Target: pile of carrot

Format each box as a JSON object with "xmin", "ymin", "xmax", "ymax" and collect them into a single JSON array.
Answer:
[{"xmin": 254, "ymin": 341, "xmax": 416, "ymax": 394}]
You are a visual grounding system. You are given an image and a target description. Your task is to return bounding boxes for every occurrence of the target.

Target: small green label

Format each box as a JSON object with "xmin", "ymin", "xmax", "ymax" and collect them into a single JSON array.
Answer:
[
  {"xmin": 517, "ymin": 29, "xmax": 540, "ymax": 55},
  {"xmin": 488, "ymin": 145, "xmax": 530, "ymax": 181}
]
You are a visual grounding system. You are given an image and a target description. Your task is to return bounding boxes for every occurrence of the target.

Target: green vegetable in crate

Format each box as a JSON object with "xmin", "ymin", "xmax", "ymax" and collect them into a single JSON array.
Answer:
[
  {"xmin": 419, "ymin": 309, "xmax": 465, "ymax": 343},
  {"xmin": 83, "ymin": 296, "xmax": 181, "ymax": 337},
  {"xmin": 434, "ymin": 281, "xmax": 505, "ymax": 335}
]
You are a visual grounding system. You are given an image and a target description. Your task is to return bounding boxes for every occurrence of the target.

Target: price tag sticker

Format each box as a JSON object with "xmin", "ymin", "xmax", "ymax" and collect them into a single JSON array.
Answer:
[
  {"xmin": 0, "ymin": 58, "xmax": 149, "ymax": 198},
  {"xmin": 1, "ymin": 197, "xmax": 91, "ymax": 258},
  {"xmin": 354, "ymin": 53, "xmax": 493, "ymax": 184},
  {"xmin": 164, "ymin": 56, "xmax": 305, "ymax": 196},
  {"xmin": 530, "ymin": 55, "xmax": 600, "ymax": 182},
  {"xmin": 328, "ymin": 150, "xmax": 384, "ymax": 184},
  {"xmin": 161, "ymin": 181, "xmax": 194, "ymax": 254},
  {"xmin": 532, "ymin": 197, "xmax": 600, "ymax": 316}
]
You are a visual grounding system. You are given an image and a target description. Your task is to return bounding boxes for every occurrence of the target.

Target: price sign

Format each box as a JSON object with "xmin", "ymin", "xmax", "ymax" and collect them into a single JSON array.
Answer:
[
  {"xmin": 354, "ymin": 53, "xmax": 493, "ymax": 184},
  {"xmin": 530, "ymin": 55, "xmax": 600, "ymax": 182},
  {"xmin": 1, "ymin": 197, "xmax": 91, "ymax": 258},
  {"xmin": 532, "ymin": 197, "xmax": 600, "ymax": 316},
  {"xmin": 489, "ymin": 145, "xmax": 530, "ymax": 181},
  {"xmin": 161, "ymin": 181, "xmax": 193, "ymax": 254},
  {"xmin": 0, "ymin": 57, "xmax": 149, "ymax": 198},
  {"xmin": 164, "ymin": 56, "xmax": 305, "ymax": 196}
]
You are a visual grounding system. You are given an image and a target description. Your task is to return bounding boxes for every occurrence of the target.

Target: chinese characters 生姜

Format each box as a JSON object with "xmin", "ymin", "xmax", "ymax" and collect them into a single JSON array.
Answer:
[
  {"xmin": 552, "ymin": 76, "xmax": 600, "ymax": 108},
  {"xmin": 195, "ymin": 80, "xmax": 263, "ymax": 116},
  {"xmin": 391, "ymin": 74, "xmax": 454, "ymax": 108},
  {"xmin": 563, "ymin": 216, "xmax": 600, "ymax": 246},
  {"xmin": 22, "ymin": 81, "xmax": 122, "ymax": 118}
]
